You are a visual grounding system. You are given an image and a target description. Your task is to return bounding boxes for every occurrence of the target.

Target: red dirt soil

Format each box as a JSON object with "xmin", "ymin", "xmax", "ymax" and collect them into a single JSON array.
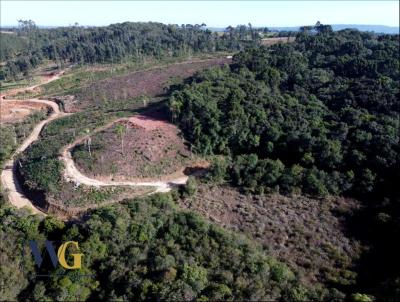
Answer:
[
  {"xmin": 0, "ymin": 100, "xmax": 50, "ymax": 123},
  {"xmin": 72, "ymin": 112, "xmax": 207, "ymax": 181},
  {"xmin": 126, "ymin": 115, "xmax": 173, "ymax": 131}
]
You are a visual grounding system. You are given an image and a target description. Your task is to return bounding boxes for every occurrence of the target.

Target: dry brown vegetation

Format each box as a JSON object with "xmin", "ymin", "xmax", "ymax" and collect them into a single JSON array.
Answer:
[
  {"xmin": 261, "ymin": 36, "xmax": 296, "ymax": 46},
  {"xmin": 72, "ymin": 111, "xmax": 205, "ymax": 181},
  {"xmin": 178, "ymin": 184, "xmax": 363, "ymax": 286},
  {"xmin": 73, "ymin": 58, "xmax": 230, "ymax": 110}
]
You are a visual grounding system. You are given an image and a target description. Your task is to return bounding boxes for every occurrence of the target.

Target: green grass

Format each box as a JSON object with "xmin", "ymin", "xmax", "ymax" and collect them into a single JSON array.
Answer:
[
  {"xmin": 0, "ymin": 78, "xmax": 39, "ymax": 93},
  {"xmin": 0, "ymin": 111, "xmax": 47, "ymax": 166}
]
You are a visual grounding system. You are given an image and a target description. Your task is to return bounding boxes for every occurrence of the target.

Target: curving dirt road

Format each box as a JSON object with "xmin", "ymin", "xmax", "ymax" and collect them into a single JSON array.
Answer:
[
  {"xmin": 1, "ymin": 98, "xmax": 69, "ymax": 215},
  {"xmin": 62, "ymin": 147, "xmax": 188, "ymax": 192},
  {"xmin": 1, "ymin": 68, "xmax": 190, "ymax": 215},
  {"xmin": 0, "ymin": 70, "xmax": 66, "ymax": 101},
  {"xmin": 61, "ymin": 127, "xmax": 188, "ymax": 193}
]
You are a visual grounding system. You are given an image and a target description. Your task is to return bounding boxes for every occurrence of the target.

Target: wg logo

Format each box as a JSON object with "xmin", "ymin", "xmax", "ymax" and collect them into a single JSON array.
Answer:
[{"xmin": 28, "ymin": 240, "xmax": 83, "ymax": 270}]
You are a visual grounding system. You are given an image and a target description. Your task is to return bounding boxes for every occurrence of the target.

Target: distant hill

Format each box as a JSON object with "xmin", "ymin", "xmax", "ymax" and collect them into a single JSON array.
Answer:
[
  {"xmin": 332, "ymin": 24, "xmax": 398, "ymax": 33},
  {"xmin": 208, "ymin": 24, "xmax": 399, "ymax": 34},
  {"xmin": 2, "ymin": 24, "xmax": 398, "ymax": 34}
]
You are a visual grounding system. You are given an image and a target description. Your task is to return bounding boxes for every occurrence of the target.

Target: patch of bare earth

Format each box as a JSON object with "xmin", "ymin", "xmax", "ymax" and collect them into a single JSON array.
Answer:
[
  {"xmin": 178, "ymin": 184, "xmax": 363, "ymax": 285},
  {"xmin": 0, "ymin": 101, "xmax": 50, "ymax": 123},
  {"xmin": 261, "ymin": 37, "xmax": 296, "ymax": 46},
  {"xmin": 72, "ymin": 112, "xmax": 206, "ymax": 181}
]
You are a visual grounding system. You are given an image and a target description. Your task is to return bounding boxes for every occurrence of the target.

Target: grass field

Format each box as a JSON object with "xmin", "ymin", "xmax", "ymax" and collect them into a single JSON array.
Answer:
[{"xmin": 261, "ymin": 36, "xmax": 296, "ymax": 46}]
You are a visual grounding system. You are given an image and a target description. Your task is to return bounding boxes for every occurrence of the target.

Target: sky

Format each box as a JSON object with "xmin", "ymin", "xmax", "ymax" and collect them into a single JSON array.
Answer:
[{"xmin": 1, "ymin": 1, "xmax": 399, "ymax": 28}]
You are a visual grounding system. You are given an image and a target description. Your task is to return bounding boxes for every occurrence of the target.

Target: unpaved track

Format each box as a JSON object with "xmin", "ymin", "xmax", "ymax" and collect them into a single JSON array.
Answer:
[
  {"xmin": 1, "ymin": 68, "xmax": 189, "ymax": 216},
  {"xmin": 62, "ymin": 148, "xmax": 188, "ymax": 192},
  {"xmin": 1, "ymin": 98, "xmax": 69, "ymax": 215},
  {"xmin": 61, "ymin": 119, "xmax": 188, "ymax": 193},
  {"xmin": 0, "ymin": 71, "xmax": 65, "ymax": 100}
]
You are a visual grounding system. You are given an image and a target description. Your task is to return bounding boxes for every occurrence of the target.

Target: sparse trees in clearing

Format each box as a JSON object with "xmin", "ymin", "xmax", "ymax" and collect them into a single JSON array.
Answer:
[
  {"xmin": 3, "ymin": 22, "xmax": 261, "ymax": 80},
  {"xmin": 84, "ymin": 129, "xmax": 92, "ymax": 157},
  {"xmin": 114, "ymin": 124, "xmax": 126, "ymax": 155}
]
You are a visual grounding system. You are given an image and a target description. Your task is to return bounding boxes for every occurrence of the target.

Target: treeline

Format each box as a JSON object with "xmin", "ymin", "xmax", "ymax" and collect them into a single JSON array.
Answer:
[
  {"xmin": 0, "ymin": 193, "xmax": 341, "ymax": 301},
  {"xmin": 1, "ymin": 21, "xmax": 261, "ymax": 80},
  {"xmin": 169, "ymin": 28, "xmax": 399, "ymax": 199}
]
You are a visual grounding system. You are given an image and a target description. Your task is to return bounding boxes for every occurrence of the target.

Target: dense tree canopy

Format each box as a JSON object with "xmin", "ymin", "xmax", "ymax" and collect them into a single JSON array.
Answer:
[
  {"xmin": 0, "ymin": 194, "xmax": 334, "ymax": 301},
  {"xmin": 169, "ymin": 29, "xmax": 399, "ymax": 199},
  {"xmin": 169, "ymin": 28, "xmax": 400, "ymax": 301},
  {"xmin": 1, "ymin": 21, "xmax": 261, "ymax": 80}
]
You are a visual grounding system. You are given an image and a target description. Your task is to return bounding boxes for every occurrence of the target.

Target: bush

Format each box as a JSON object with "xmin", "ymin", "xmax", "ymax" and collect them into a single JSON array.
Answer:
[{"xmin": 181, "ymin": 177, "xmax": 198, "ymax": 197}]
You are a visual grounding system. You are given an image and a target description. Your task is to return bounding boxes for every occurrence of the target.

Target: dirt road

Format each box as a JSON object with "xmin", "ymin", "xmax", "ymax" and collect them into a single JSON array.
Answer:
[
  {"xmin": 61, "ymin": 120, "xmax": 189, "ymax": 193},
  {"xmin": 0, "ymin": 71, "xmax": 65, "ymax": 100},
  {"xmin": 1, "ymin": 68, "xmax": 189, "ymax": 215},
  {"xmin": 0, "ymin": 98, "xmax": 69, "ymax": 215},
  {"xmin": 62, "ymin": 146, "xmax": 188, "ymax": 192}
]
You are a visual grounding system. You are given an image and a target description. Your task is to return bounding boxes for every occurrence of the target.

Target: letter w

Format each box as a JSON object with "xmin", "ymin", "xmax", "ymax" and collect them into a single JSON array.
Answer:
[{"xmin": 29, "ymin": 240, "xmax": 58, "ymax": 268}]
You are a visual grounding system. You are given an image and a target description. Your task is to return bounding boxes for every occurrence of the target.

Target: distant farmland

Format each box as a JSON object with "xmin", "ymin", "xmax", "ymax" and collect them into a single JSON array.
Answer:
[{"xmin": 261, "ymin": 36, "xmax": 296, "ymax": 46}]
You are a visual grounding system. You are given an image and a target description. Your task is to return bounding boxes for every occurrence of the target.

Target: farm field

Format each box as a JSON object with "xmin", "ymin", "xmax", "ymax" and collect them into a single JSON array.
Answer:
[{"xmin": 261, "ymin": 36, "xmax": 296, "ymax": 45}]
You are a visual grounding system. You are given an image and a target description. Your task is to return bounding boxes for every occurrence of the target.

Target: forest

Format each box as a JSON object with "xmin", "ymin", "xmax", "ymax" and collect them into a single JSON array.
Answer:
[
  {"xmin": 169, "ymin": 28, "xmax": 399, "ymax": 198},
  {"xmin": 1, "ymin": 21, "xmax": 399, "ymax": 302},
  {"xmin": 169, "ymin": 27, "xmax": 399, "ymax": 300},
  {"xmin": 0, "ymin": 192, "xmax": 339, "ymax": 301},
  {"xmin": 1, "ymin": 20, "xmax": 261, "ymax": 80}
]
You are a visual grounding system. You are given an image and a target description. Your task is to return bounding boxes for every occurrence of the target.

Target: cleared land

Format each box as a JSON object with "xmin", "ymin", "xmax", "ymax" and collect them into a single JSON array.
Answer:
[
  {"xmin": 6, "ymin": 58, "xmax": 225, "ymax": 216},
  {"xmin": 179, "ymin": 184, "xmax": 363, "ymax": 286},
  {"xmin": 0, "ymin": 64, "xmax": 64, "ymax": 96},
  {"xmin": 72, "ymin": 58, "xmax": 231, "ymax": 111},
  {"xmin": 0, "ymin": 68, "xmax": 66, "ymax": 124},
  {"xmin": 0, "ymin": 100, "xmax": 50, "ymax": 123},
  {"xmin": 72, "ymin": 111, "xmax": 207, "ymax": 181},
  {"xmin": 0, "ymin": 98, "xmax": 67, "ymax": 215},
  {"xmin": 261, "ymin": 37, "xmax": 296, "ymax": 46}
]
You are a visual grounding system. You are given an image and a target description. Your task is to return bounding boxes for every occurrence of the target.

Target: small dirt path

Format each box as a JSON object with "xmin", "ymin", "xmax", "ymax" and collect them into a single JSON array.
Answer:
[
  {"xmin": 0, "ymin": 71, "xmax": 65, "ymax": 100},
  {"xmin": 1, "ymin": 70, "xmax": 70, "ymax": 215},
  {"xmin": 1, "ymin": 67, "xmax": 191, "ymax": 216}
]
